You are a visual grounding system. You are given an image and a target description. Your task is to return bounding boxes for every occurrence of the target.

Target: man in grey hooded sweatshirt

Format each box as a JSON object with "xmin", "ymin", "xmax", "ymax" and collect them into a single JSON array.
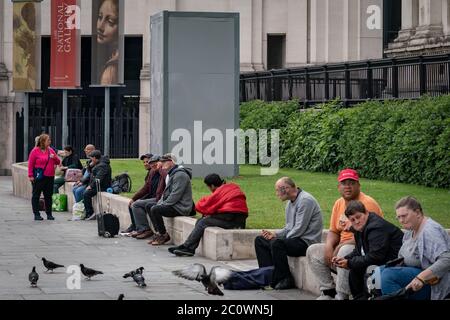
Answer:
[{"xmin": 148, "ymin": 153, "xmax": 195, "ymax": 245}]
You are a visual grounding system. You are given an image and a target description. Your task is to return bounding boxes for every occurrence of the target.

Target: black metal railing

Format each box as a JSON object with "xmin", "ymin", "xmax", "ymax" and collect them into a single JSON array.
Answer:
[
  {"xmin": 15, "ymin": 36, "xmax": 142, "ymax": 161},
  {"xmin": 240, "ymin": 54, "xmax": 450, "ymax": 107},
  {"xmin": 15, "ymin": 94, "xmax": 139, "ymax": 162}
]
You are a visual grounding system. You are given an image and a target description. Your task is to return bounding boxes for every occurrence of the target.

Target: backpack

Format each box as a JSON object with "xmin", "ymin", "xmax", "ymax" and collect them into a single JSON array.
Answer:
[
  {"xmin": 223, "ymin": 266, "xmax": 274, "ymax": 290},
  {"xmin": 110, "ymin": 172, "xmax": 132, "ymax": 194}
]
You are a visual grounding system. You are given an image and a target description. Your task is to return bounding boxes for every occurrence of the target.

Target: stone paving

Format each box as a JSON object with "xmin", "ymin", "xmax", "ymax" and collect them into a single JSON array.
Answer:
[{"xmin": 0, "ymin": 177, "xmax": 314, "ymax": 300}]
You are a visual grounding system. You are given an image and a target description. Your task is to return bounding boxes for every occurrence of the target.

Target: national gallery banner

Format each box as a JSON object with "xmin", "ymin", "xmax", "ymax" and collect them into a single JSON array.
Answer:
[
  {"xmin": 12, "ymin": 0, "xmax": 42, "ymax": 91},
  {"xmin": 50, "ymin": 0, "xmax": 81, "ymax": 88}
]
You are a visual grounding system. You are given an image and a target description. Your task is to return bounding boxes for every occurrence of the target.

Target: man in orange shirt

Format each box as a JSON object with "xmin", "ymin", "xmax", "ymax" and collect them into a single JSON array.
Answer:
[{"xmin": 306, "ymin": 169, "xmax": 383, "ymax": 300}]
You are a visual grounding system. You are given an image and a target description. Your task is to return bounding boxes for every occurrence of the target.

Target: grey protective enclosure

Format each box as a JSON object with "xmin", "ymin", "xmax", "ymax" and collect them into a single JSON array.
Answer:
[{"xmin": 150, "ymin": 11, "xmax": 239, "ymax": 178}]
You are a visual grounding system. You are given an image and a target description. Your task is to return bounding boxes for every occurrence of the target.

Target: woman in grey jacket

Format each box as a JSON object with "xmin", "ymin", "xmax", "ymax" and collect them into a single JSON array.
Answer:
[{"xmin": 380, "ymin": 196, "xmax": 450, "ymax": 300}]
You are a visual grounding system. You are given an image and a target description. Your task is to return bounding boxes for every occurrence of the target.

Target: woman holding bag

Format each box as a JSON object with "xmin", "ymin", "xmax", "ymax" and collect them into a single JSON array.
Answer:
[{"xmin": 28, "ymin": 134, "xmax": 61, "ymax": 221}]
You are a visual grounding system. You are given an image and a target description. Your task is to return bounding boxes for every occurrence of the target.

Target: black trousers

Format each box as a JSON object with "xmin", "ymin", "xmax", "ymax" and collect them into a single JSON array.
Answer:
[
  {"xmin": 349, "ymin": 267, "xmax": 368, "ymax": 299},
  {"xmin": 184, "ymin": 213, "xmax": 247, "ymax": 250},
  {"xmin": 128, "ymin": 206, "xmax": 136, "ymax": 229},
  {"xmin": 31, "ymin": 176, "xmax": 54, "ymax": 216},
  {"xmin": 148, "ymin": 205, "xmax": 182, "ymax": 234},
  {"xmin": 83, "ymin": 188, "xmax": 98, "ymax": 217},
  {"xmin": 254, "ymin": 236, "xmax": 308, "ymax": 287}
]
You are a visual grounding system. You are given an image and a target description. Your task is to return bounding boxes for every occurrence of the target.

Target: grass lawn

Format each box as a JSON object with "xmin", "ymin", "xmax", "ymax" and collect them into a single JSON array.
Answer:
[{"xmin": 111, "ymin": 160, "xmax": 450, "ymax": 229}]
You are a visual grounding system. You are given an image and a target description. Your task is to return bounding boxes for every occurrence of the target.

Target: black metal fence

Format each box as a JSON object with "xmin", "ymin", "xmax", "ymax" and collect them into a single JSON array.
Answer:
[
  {"xmin": 240, "ymin": 54, "xmax": 450, "ymax": 107},
  {"xmin": 15, "ymin": 36, "xmax": 142, "ymax": 162},
  {"xmin": 15, "ymin": 94, "xmax": 140, "ymax": 162}
]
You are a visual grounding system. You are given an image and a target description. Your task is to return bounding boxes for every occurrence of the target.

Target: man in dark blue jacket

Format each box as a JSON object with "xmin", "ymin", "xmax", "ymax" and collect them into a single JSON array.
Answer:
[
  {"xmin": 83, "ymin": 150, "xmax": 112, "ymax": 220},
  {"xmin": 332, "ymin": 200, "xmax": 403, "ymax": 299}
]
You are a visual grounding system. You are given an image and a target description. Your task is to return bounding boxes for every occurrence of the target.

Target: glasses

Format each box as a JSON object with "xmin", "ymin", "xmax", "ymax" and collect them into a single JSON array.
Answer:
[{"xmin": 275, "ymin": 186, "xmax": 289, "ymax": 194}]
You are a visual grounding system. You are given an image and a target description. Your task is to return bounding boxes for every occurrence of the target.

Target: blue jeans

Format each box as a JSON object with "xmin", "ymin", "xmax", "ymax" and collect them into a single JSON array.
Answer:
[
  {"xmin": 73, "ymin": 185, "xmax": 86, "ymax": 203},
  {"xmin": 380, "ymin": 266, "xmax": 431, "ymax": 300}
]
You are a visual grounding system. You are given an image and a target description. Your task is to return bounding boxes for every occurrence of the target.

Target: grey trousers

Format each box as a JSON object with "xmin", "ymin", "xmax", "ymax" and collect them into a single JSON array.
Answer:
[
  {"xmin": 306, "ymin": 243, "xmax": 355, "ymax": 296},
  {"xmin": 131, "ymin": 198, "xmax": 157, "ymax": 232}
]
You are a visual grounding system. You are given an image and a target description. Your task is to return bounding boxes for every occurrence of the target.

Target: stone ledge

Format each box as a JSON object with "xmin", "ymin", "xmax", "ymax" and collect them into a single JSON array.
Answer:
[{"xmin": 11, "ymin": 162, "xmax": 450, "ymax": 296}]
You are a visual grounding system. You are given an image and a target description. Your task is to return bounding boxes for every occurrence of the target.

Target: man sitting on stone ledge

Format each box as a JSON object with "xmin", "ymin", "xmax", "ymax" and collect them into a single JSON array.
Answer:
[
  {"xmin": 254, "ymin": 177, "xmax": 323, "ymax": 290},
  {"xmin": 121, "ymin": 153, "xmax": 154, "ymax": 234},
  {"xmin": 334, "ymin": 200, "xmax": 403, "ymax": 300},
  {"xmin": 148, "ymin": 154, "xmax": 195, "ymax": 246},
  {"xmin": 168, "ymin": 173, "xmax": 248, "ymax": 257},
  {"xmin": 73, "ymin": 144, "xmax": 96, "ymax": 203},
  {"xmin": 82, "ymin": 150, "xmax": 112, "ymax": 220},
  {"xmin": 306, "ymin": 168, "xmax": 383, "ymax": 300},
  {"xmin": 128, "ymin": 155, "xmax": 167, "ymax": 240}
]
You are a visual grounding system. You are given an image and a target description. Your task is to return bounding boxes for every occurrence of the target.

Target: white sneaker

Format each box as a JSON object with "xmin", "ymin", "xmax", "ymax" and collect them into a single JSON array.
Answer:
[
  {"xmin": 86, "ymin": 213, "xmax": 97, "ymax": 221},
  {"xmin": 316, "ymin": 293, "xmax": 334, "ymax": 300},
  {"xmin": 335, "ymin": 292, "xmax": 349, "ymax": 300}
]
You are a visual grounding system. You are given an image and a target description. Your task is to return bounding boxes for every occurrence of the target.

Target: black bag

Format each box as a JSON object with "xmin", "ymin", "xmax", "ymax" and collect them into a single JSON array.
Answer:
[
  {"xmin": 110, "ymin": 172, "xmax": 132, "ymax": 194},
  {"xmin": 95, "ymin": 179, "xmax": 120, "ymax": 238},
  {"xmin": 223, "ymin": 266, "xmax": 274, "ymax": 290},
  {"xmin": 39, "ymin": 197, "xmax": 46, "ymax": 211},
  {"xmin": 33, "ymin": 151, "xmax": 50, "ymax": 181},
  {"xmin": 97, "ymin": 213, "xmax": 120, "ymax": 238}
]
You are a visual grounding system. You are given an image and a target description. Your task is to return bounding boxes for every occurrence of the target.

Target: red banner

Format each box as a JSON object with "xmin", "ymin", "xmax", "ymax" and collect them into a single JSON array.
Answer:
[{"xmin": 50, "ymin": 0, "xmax": 80, "ymax": 88}]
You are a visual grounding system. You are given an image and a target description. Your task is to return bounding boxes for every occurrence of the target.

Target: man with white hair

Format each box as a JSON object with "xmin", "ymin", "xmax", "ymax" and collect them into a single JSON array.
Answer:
[
  {"xmin": 254, "ymin": 177, "xmax": 323, "ymax": 290},
  {"xmin": 147, "ymin": 153, "xmax": 195, "ymax": 245}
]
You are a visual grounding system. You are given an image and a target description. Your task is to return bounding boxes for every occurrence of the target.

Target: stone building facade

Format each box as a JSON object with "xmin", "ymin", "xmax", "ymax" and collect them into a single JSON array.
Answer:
[
  {"xmin": 1, "ymin": 0, "xmax": 388, "ymax": 174},
  {"xmin": 385, "ymin": 0, "xmax": 450, "ymax": 57}
]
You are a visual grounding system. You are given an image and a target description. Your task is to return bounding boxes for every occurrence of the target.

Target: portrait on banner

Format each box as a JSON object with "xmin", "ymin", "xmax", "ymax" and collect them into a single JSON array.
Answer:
[{"xmin": 91, "ymin": 0, "xmax": 124, "ymax": 85}]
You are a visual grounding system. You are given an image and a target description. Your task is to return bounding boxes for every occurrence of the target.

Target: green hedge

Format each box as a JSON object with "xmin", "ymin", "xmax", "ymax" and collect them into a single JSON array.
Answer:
[{"xmin": 240, "ymin": 96, "xmax": 450, "ymax": 188}]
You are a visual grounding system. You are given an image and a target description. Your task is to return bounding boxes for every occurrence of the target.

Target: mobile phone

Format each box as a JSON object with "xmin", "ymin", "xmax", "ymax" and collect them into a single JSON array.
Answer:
[{"xmin": 385, "ymin": 257, "xmax": 404, "ymax": 267}]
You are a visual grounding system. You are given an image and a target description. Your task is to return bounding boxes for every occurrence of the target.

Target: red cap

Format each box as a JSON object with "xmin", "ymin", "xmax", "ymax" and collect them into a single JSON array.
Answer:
[{"xmin": 338, "ymin": 169, "xmax": 359, "ymax": 182}]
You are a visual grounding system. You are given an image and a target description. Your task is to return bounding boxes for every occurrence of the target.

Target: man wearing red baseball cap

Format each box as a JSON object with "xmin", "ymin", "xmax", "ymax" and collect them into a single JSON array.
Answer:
[{"xmin": 306, "ymin": 168, "xmax": 383, "ymax": 300}]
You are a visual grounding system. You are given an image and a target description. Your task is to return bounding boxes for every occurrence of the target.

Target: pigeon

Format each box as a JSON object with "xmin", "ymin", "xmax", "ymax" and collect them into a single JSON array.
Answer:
[
  {"xmin": 117, "ymin": 294, "xmax": 125, "ymax": 300},
  {"xmin": 123, "ymin": 266, "xmax": 144, "ymax": 279},
  {"xmin": 172, "ymin": 263, "xmax": 232, "ymax": 296},
  {"xmin": 29, "ymin": 266, "xmax": 39, "ymax": 287},
  {"xmin": 132, "ymin": 271, "xmax": 147, "ymax": 287},
  {"xmin": 42, "ymin": 257, "xmax": 64, "ymax": 273},
  {"xmin": 80, "ymin": 264, "xmax": 103, "ymax": 280}
]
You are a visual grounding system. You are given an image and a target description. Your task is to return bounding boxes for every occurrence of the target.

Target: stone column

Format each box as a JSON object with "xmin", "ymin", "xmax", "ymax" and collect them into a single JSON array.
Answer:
[
  {"xmin": 140, "ymin": 0, "xmax": 178, "ymax": 155},
  {"xmin": 285, "ymin": 0, "xmax": 308, "ymax": 66},
  {"xmin": 309, "ymin": 0, "xmax": 327, "ymax": 64},
  {"xmin": 409, "ymin": 0, "xmax": 444, "ymax": 46},
  {"xmin": 386, "ymin": 0, "xmax": 419, "ymax": 54},
  {"xmin": 0, "ymin": 0, "xmax": 13, "ymax": 175},
  {"xmin": 230, "ymin": 0, "xmax": 254, "ymax": 71},
  {"xmin": 0, "ymin": 0, "xmax": 7, "ymax": 77},
  {"xmin": 397, "ymin": 0, "xmax": 420, "ymax": 42},
  {"xmin": 139, "ymin": 0, "xmax": 153, "ymax": 156},
  {"xmin": 442, "ymin": 0, "xmax": 450, "ymax": 36},
  {"xmin": 251, "ymin": 0, "xmax": 264, "ymax": 71},
  {"xmin": 342, "ymin": 0, "xmax": 359, "ymax": 61},
  {"xmin": 327, "ymin": 0, "xmax": 345, "ymax": 62}
]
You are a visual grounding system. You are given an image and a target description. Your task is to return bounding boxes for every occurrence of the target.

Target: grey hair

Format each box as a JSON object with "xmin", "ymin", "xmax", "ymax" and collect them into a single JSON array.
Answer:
[{"xmin": 277, "ymin": 177, "xmax": 296, "ymax": 188}]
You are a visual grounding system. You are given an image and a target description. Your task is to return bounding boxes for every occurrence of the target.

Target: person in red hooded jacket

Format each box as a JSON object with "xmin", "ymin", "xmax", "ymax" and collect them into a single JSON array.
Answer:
[{"xmin": 168, "ymin": 173, "xmax": 248, "ymax": 257}]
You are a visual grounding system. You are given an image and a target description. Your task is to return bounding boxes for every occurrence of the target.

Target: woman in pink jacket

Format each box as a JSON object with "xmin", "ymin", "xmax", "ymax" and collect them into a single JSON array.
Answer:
[{"xmin": 28, "ymin": 134, "xmax": 61, "ymax": 220}]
